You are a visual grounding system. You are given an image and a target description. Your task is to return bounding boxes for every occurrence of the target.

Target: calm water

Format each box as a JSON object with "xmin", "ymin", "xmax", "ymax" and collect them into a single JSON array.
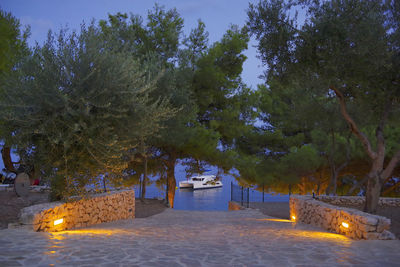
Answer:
[{"xmin": 134, "ymin": 164, "xmax": 289, "ymax": 211}]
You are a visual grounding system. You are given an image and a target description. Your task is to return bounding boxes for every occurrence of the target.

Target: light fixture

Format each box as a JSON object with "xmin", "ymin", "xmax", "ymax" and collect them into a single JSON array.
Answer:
[
  {"xmin": 54, "ymin": 218, "xmax": 64, "ymax": 226},
  {"xmin": 291, "ymin": 215, "xmax": 296, "ymax": 221},
  {"xmin": 341, "ymin": 222, "xmax": 349, "ymax": 228}
]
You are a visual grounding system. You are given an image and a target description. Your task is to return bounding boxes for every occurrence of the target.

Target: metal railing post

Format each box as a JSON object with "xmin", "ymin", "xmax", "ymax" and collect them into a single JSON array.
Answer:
[
  {"xmin": 247, "ymin": 188, "xmax": 250, "ymax": 208},
  {"xmin": 231, "ymin": 182, "xmax": 233, "ymax": 201},
  {"xmin": 241, "ymin": 186, "xmax": 243, "ymax": 206},
  {"xmin": 139, "ymin": 175, "xmax": 142, "ymax": 199},
  {"xmin": 262, "ymin": 183, "xmax": 265, "ymax": 203}
]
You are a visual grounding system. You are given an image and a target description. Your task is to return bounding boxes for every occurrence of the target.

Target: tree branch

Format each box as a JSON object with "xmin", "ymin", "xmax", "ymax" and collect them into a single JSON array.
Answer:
[
  {"xmin": 346, "ymin": 175, "xmax": 369, "ymax": 195},
  {"xmin": 376, "ymin": 96, "xmax": 391, "ymax": 165},
  {"xmin": 382, "ymin": 180, "xmax": 400, "ymax": 195},
  {"xmin": 381, "ymin": 149, "xmax": 400, "ymax": 181},
  {"xmin": 330, "ymin": 85, "xmax": 377, "ymax": 160}
]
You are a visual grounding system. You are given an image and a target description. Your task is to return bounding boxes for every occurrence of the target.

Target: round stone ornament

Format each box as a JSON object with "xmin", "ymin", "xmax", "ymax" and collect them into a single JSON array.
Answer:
[{"xmin": 14, "ymin": 172, "xmax": 30, "ymax": 197}]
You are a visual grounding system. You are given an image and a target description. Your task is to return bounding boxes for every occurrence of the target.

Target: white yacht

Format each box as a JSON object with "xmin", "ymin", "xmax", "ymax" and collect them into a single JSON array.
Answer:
[{"xmin": 179, "ymin": 175, "xmax": 223, "ymax": 190}]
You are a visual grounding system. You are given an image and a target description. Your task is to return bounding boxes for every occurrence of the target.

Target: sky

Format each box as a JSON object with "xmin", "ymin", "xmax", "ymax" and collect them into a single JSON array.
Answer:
[{"xmin": 1, "ymin": 0, "xmax": 264, "ymax": 89}]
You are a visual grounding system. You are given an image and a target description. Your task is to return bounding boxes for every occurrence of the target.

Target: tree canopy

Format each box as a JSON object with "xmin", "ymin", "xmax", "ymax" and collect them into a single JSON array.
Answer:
[
  {"xmin": 248, "ymin": 0, "xmax": 400, "ymax": 212},
  {"xmin": 0, "ymin": 22, "xmax": 174, "ymax": 198}
]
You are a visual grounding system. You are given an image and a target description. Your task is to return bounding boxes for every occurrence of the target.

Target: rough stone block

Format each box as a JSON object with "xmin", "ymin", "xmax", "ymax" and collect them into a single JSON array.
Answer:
[
  {"xmin": 377, "ymin": 218, "xmax": 391, "ymax": 232},
  {"xmin": 359, "ymin": 216, "xmax": 378, "ymax": 226},
  {"xmin": 358, "ymin": 223, "xmax": 376, "ymax": 233},
  {"xmin": 364, "ymin": 232, "xmax": 380, "ymax": 240},
  {"xmin": 378, "ymin": 230, "xmax": 396, "ymax": 240}
]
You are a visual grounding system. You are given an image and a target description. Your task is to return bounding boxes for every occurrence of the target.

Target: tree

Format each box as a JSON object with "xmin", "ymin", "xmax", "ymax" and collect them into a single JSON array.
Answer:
[
  {"xmin": 0, "ymin": 23, "xmax": 174, "ymax": 198},
  {"xmin": 0, "ymin": 9, "xmax": 29, "ymax": 74},
  {"xmin": 0, "ymin": 9, "xmax": 31, "ymax": 177},
  {"xmin": 248, "ymin": 0, "xmax": 400, "ymax": 212},
  {"xmin": 99, "ymin": 8, "xmax": 218, "ymax": 207},
  {"xmin": 100, "ymin": 7, "xmax": 253, "ymax": 207}
]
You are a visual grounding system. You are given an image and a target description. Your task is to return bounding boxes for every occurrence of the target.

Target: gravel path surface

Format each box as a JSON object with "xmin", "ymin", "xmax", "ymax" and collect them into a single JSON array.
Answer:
[
  {"xmin": 0, "ymin": 192, "xmax": 49, "ymax": 229},
  {"xmin": 249, "ymin": 202, "xmax": 290, "ymax": 219},
  {"xmin": 1, "ymin": 208, "xmax": 399, "ymax": 266}
]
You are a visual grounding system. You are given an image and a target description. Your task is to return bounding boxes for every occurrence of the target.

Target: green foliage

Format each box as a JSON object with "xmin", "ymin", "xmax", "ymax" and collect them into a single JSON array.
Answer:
[
  {"xmin": 0, "ymin": 23, "xmax": 174, "ymax": 196},
  {"xmin": 1, "ymin": 6, "xmax": 257, "ymax": 201},
  {"xmin": 100, "ymin": 6, "xmax": 255, "ymax": 185},
  {"xmin": 49, "ymin": 174, "xmax": 67, "ymax": 201},
  {"xmin": 247, "ymin": 0, "xmax": 400, "ymax": 195},
  {"xmin": 248, "ymin": 0, "xmax": 399, "ymax": 128},
  {"xmin": 0, "ymin": 9, "xmax": 29, "ymax": 75},
  {"xmin": 99, "ymin": 5, "xmax": 184, "ymax": 64},
  {"xmin": 277, "ymin": 145, "xmax": 322, "ymax": 182}
]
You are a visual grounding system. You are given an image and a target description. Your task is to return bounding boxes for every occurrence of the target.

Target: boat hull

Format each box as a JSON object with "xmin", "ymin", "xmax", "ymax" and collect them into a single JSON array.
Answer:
[
  {"xmin": 192, "ymin": 184, "xmax": 223, "ymax": 190},
  {"xmin": 179, "ymin": 182, "xmax": 194, "ymax": 188},
  {"xmin": 179, "ymin": 174, "xmax": 223, "ymax": 190}
]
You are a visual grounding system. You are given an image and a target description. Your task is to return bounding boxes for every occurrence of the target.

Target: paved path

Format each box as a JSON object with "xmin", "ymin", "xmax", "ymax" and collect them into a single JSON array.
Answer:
[{"xmin": 1, "ymin": 209, "xmax": 400, "ymax": 266}]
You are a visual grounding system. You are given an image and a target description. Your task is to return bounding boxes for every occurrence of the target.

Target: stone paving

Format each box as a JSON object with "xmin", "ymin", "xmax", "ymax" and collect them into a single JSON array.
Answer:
[{"xmin": 0, "ymin": 209, "xmax": 400, "ymax": 266}]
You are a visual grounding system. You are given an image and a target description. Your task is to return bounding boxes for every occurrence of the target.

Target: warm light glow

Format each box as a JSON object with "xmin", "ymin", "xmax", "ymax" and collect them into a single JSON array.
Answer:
[
  {"xmin": 290, "ymin": 230, "xmax": 350, "ymax": 243},
  {"xmin": 54, "ymin": 218, "xmax": 64, "ymax": 226},
  {"xmin": 342, "ymin": 222, "xmax": 349, "ymax": 228},
  {"xmin": 50, "ymin": 229, "xmax": 128, "ymax": 237},
  {"xmin": 291, "ymin": 215, "xmax": 296, "ymax": 221},
  {"xmin": 255, "ymin": 218, "xmax": 293, "ymax": 223}
]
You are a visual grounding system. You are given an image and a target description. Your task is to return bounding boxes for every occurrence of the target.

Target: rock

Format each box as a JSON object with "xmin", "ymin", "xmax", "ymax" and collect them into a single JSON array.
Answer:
[
  {"xmin": 19, "ymin": 202, "xmax": 62, "ymax": 225},
  {"xmin": 378, "ymin": 230, "xmax": 396, "ymax": 240},
  {"xmin": 358, "ymin": 223, "xmax": 376, "ymax": 233},
  {"xmin": 359, "ymin": 216, "xmax": 378, "ymax": 226},
  {"xmin": 8, "ymin": 222, "xmax": 23, "ymax": 229},
  {"xmin": 377, "ymin": 218, "xmax": 391, "ymax": 232},
  {"xmin": 364, "ymin": 232, "xmax": 380, "ymax": 240}
]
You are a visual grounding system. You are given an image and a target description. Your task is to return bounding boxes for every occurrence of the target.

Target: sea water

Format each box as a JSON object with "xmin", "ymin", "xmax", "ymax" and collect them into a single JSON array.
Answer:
[{"xmin": 134, "ymin": 164, "xmax": 289, "ymax": 211}]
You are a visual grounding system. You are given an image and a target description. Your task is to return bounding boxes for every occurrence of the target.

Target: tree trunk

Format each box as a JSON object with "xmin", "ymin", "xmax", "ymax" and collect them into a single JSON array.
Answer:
[
  {"xmin": 326, "ymin": 130, "xmax": 350, "ymax": 196},
  {"xmin": 298, "ymin": 177, "xmax": 307, "ymax": 195},
  {"xmin": 1, "ymin": 146, "xmax": 17, "ymax": 173},
  {"xmin": 364, "ymin": 172, "xmax": 382, "ymax": 213},
  {"xmin": 326, "ymin": 170, "xmax": 338, "ymax": 196},
  {"xmin": 166, "ymin": 157, "xmax": 176, "ymax": 208},
  {"xmin": 330, "ymin": 86, "xmax": 400, "ymax": 214},
  {"xmin": 141, "ymin": 156, "xmax": 147, "ymax": 201}
]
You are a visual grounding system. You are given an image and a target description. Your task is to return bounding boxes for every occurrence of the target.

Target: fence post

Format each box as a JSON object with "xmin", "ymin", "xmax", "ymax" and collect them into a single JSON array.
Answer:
[
  {"xmin": 262, "ymin": 183, "xmax": 265, "ymax": 203},
  {"xmin": 247, "ymin": 188, "xmax": 249, "ymax": 208},
  {"xmin": 241, "ymin": 186, "xmax": 243, "ymax": 206},
  {"xmin": 231, "ymin": 182, "xmax": 233, "ymax": 201},
  {"xmin": 139, "ymin": 175, "xmax": 142, "ymax": 199}
]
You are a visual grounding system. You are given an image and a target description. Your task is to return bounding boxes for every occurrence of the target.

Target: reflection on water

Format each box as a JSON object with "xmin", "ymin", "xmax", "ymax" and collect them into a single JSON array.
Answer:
[{"xmin": 174, "ymin": 187, "xmax": 226, "ymax": 211}]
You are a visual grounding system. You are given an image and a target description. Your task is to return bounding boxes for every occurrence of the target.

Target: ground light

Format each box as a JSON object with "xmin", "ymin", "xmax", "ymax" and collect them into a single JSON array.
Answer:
[
  {"xmin": 54, "ymin": 218, "xmax": 64, "ymax": 226},
  {"xmin": 291, "ymin": 215, "xmax": 296, "ymax": 221},
  {"xmin": 342, "ymin": 222, "xmax": 349, "ymax": 228}
]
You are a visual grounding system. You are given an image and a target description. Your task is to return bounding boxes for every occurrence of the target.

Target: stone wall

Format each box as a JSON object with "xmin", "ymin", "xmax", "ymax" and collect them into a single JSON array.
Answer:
[
  {"xmin": 20, "ymin": 190, "xmax": 135, "ymax": 232},
  {"xmin": 317, "ymin": 195, "xmax": 400, "ymax": 207},
  {"xmin": 290, "ymin": 195, "xmax": 396, "ymax": 240},
  {"xmin": 228, "ymin": 201, "xmax": 245, "ymax": 211}
]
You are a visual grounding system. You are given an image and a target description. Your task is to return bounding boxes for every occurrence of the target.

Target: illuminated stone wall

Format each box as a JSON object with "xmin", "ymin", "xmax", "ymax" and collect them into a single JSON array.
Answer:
[
  {"xmin": 290, "ymin": 195, "xmax": 395, "ymax": 240},
  {"xmin": 25, "ymin": 190, "xmax": 134, "ymax": 232}
]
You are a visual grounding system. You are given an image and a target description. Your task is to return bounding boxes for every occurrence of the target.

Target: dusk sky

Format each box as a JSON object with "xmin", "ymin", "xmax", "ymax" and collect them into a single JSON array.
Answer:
[{"xmin": 2, "ymin": 0, "xmax": 264, "ymax": 88}]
